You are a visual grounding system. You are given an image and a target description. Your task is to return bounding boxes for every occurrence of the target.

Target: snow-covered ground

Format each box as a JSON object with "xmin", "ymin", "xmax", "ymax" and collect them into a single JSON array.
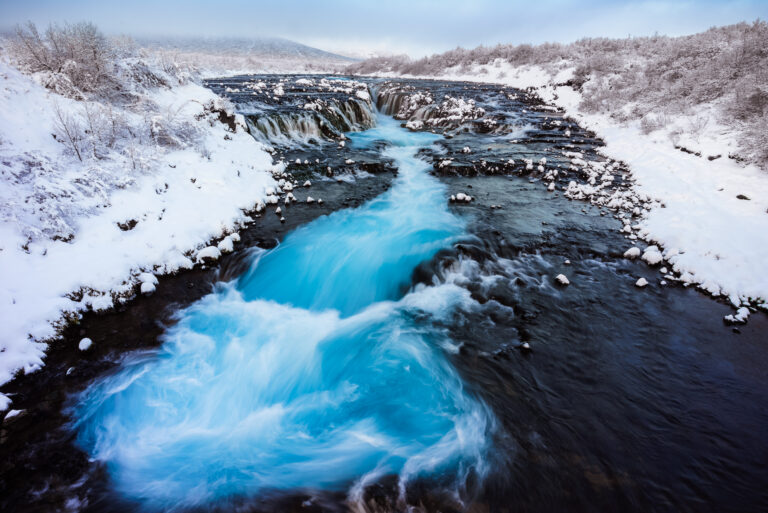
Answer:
[
  {"xmin": 0, "ymin": 61, "xmax": 280, "ymax": 410},
  {"xmin": 358, "ymin": 61, "xmax": 768, "ymax": 320}
]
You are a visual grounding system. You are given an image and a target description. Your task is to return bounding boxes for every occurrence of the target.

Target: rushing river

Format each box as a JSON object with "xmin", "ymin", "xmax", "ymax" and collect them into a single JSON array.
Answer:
[{"xmin": 71, "ymin": 115, "xmax": 495, "ymax": 510}]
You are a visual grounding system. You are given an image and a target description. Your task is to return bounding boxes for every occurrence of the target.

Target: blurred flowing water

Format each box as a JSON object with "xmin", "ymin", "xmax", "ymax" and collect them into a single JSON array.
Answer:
[
  {"xmin": 70, "ymin": 115, "xmax": 495, "ymax": 510},
  {"xmin": 55, "ymin": 77, "xmax": 768, "ymax": 513}
]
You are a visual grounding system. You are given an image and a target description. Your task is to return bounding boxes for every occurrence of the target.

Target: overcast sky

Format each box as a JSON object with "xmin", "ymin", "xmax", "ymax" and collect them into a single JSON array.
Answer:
[{"xmin": 1, "ymin": 0, "xmax": 766, "ymax": 58}]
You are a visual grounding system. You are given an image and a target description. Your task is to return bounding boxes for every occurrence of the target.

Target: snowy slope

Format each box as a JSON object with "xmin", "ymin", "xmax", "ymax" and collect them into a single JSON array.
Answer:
[{"xmin": 0, "ymin": 62, "xmax": 278, "ymax": 409}]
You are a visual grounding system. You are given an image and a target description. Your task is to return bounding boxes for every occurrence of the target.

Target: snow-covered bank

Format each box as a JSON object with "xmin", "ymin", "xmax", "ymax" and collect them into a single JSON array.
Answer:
[
  {"xmin": 353, "ymin": 62, "xmax": 768, "ymax": 319},
  {"xmin": 0, "ymin": 59, "xmax": 279, "ymax": 409}
]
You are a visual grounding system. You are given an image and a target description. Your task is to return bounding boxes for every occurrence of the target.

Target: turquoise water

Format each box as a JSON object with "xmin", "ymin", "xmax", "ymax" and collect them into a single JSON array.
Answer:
[{"xmin": 71, "ymin": 115, "xmax": 494, "ymax": 510}]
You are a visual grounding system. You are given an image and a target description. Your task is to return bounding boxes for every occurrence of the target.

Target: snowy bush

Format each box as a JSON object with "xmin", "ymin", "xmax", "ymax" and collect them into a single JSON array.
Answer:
[
  {"xmin": 10, "ymin": 22, "xmax": 116, "ymax": 97},
  {"xmin": 149, "ymin": 103, "xmax": 202, "ymax": 149}
]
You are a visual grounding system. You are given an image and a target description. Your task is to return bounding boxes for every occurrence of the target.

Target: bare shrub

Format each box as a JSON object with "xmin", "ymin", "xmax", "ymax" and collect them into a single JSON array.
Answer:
[
  {"xmin": 639, "ymin": 112, "xmax": 671, "ymax": 134},
  {"xmin": 149, "ymin": 102, "xmax": 201, "ymax": 149},
  {"xmin": 687, "ymin": 114, "xmax": 710, "ymax": 141},
  {"xmin": 82, "ymin": 102, "xmax": 130, "ymax": 158},
  {"xmin": 11, "ymin": 22, "xmax": 116, "ymax": 96},
  {"xmin": 52, "ymin": 101, "xmax": 85, "ymax": 161}
]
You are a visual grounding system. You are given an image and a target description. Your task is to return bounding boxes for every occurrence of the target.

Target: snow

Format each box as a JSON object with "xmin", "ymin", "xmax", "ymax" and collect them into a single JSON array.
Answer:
[
  {"xmin": 195, "ymin": 246, "xmax": 221, "ymax": 263},
  {"xmin": 217, "ymin": 235, "xmax": 235, "ymax": 253},
  {"xmin": 624, "ymin": 247, "xmax": 641, "ymax": 259},
  {"xmin": 635, "ymin": 278, "xmax": 649, "ymax": 288},
  {"xmin": 641, "ymin": 246, "xmax": 664, "ymax": 266},
  {"xmin": 78, "ymin": 338, "xmax": 93, "ymax": 351},
  {"xmin": 140, "ymin": 281, "xmax": 157, "ymax": 295},
  {"xmin": 4, "ymin": 408, "xmax": 22, "ymax": 419},
  {"xmin": 724, "ymin": 307, "xmax": 750, "ymax": 324},
  {"xmin": 555, "ymin": 274, "xmax": 570, "ymax": 286},
  {"xmin": 0, "ymin": 59, "xmax": 278, "ymax": 405}
]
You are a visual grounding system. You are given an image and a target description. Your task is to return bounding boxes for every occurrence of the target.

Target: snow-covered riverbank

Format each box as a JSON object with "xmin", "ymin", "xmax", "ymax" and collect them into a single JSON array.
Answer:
[
  {"xmin": 0, "ymin": 60, "xmax": 279, "ymax": 409},
  {"xmin": 356, "ymin": 62, "xmax": 768, "ymax": 322}
]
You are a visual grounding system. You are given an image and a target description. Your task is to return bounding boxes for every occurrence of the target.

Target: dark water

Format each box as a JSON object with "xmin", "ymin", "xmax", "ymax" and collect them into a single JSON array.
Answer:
[{"xmin": 1, "ymin": 75, "xmax": 766, "ymax": 513}]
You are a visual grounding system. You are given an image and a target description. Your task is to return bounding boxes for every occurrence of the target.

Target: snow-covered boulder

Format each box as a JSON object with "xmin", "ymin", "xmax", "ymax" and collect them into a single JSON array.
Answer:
[
  {"xmin": 78, "ymin": 338, "xmax": 93, "ymax": 351},
  {"xmin": 724, "ymin": 307, "xmax": 750, "ymax": 324},
  {"xmin": 624, "ymin": 247, "xmax": 641, "ymax": 259},
  {"xmin": 140, "ymin": 281, "xmax": 156, "ymax": 295},
  {"xmin": 642, "ymin": 246, "xmax": 663, "ymax": 266},
  {"xmin": 635, "ymin": 277, "xmax": 648, "ymax": 288},
  {"xmin": 218, "ymin": 236, "xmax": 235, "ymax": 254},
  {"xmin": 138, "ymin": 273, "xmax": 158, "ymax": 295},
  {"xmin": 196, "ymin": 246, "xmax": 221, "ymax": 263},
  {"xmin": 555, "ymin": 274, "xmax": 570, "ymax": 286}
]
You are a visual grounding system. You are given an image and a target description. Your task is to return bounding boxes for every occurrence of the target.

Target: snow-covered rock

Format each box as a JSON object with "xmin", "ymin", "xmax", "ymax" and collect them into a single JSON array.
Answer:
[
  {"xmin": 555, "ymin": 274, "xmax": 570, "ymax": 286},
  {"xmin": 642, "ymin": 246, "xmax": 663, "ymax": 266},
  {"xmin": 624, "ymin": 247, "xmax": 641, "ymax": 259},
  {"xmin": 635, "ymin": 277, "xmax": 649, "ymax": 288},
  {"xmin": 140, "ymin": 281, "xmax": 156, "ymax": 295},
  {"xmin": 196, "ymin": 246, "xmax": 222, "ymax": 263},
  {"xmin": 217, "ymin": 236, "xmax": 235, "ymax": 253},
  {"xmin": 724, "ymin": 307, "xmax": 750, "ymax": 324},
  {"xmin": 78, "ymin": 338, "xmax": 93, "ymax": 351}
]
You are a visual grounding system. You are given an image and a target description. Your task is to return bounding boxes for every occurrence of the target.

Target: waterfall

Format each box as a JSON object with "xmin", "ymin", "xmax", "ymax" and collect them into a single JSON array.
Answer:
[{"xmin": 244, "ymin": 97, "xmax": 376, "ymax": 146}]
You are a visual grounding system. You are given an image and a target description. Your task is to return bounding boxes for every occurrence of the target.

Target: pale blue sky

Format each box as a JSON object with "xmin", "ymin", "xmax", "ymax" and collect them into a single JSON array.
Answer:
[{"xmin": 1, "ymin": 0, "xmax": 766, "ymax": 57}]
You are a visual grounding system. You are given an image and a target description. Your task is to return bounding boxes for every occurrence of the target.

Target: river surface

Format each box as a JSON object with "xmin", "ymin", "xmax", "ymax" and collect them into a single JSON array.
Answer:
[
  {"xmin": 71, "ymin": 115, "xmax": 495, "ymax": 510},
  {"xmin": 1, "ymin": 76, "xmax": 767, "ymax": 513}
]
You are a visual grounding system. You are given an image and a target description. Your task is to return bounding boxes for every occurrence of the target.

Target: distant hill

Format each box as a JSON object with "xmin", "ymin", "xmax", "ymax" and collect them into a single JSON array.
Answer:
[{"xmin": 138, "ymin": 35, "xmax": 357, "ymax": 63}]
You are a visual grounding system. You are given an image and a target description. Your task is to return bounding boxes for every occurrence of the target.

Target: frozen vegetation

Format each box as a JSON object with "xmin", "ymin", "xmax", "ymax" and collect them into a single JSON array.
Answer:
[
  {"xmin": 349, "ymin": 21, "xmax": 768, "ymax": 323},
  {"xmin": 0, "ymin": 23, "xmax": 283, "ymax": 408}
]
